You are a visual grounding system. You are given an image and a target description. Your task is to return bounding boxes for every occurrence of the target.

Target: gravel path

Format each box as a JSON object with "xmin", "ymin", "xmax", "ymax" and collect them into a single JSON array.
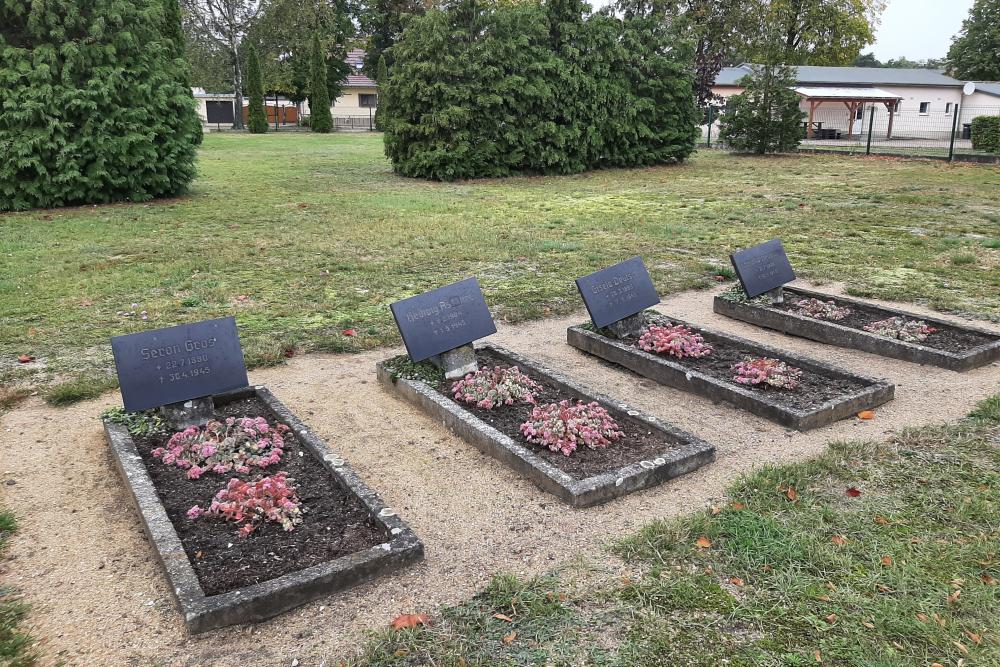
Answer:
[{"xmin": 2, "ymin": 283, "xmax": 998, "ymax": 667}]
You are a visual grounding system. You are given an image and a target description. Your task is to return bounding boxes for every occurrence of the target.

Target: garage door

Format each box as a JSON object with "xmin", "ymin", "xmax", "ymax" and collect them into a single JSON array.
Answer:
[{"xmin": 205, "ymin": 101, "xmax": 234, "ymax": 124}]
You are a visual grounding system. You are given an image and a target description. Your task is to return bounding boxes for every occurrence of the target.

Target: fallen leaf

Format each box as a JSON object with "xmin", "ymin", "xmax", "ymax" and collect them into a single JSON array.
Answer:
[
  {"xmin": 881, "ymin": 555, "xmax": 894, "ymax": 566},
  {"xmin": 874, "ymin": 516, "xmax": 891, "ymax": 526},
  {"xmin": 282, "ymin": 347, "xmax": 295, "ymax": 359},
  {"xmin": 297, "ymin": 203, "xmax": 308, "ymax": 209},
  {"xmin": 731, "ymin": 501, "xmax": 745, "ymax": 510},
  {"xmin": 394, "ymin": 649, "xmax": 409, "ymax": 658},
  {"xmin": 891, "ymin": 641, "xmax": 904, "ymax": 650},
  {"xmin": 785, "ymin": 486, "xmax": 798, "ymax": 502},
  {"xmin": 816, "ymin": 595, "xmax": 832, "ymax": 602},
  {"xmin": 824, "ymin": 613, "xmax": 837, "ymax": 624},
  {"xmin": 236, "ymin": 294, "xmax": 250, "ymax": 302},
  {"xmin": 953, "ymin": 641, "xmax": 969, "ymax": 655},
  {"xmin": 26, "ymin": 327, "xmax": 37, "ymax": 338},
  {"xmin": 845, "ymin": 486, "xmax": 862, "ymax": 497},
  {"xmin": 931, "ymin": 663, "xmax": 944, "ymax": 667},
  {"xmin": 831, "ymin": 534, "xmax": 848, "ymax": 546},
  {"xmin": 947, "ymin": 590, "xmax": 961, "ymax": 604},
  {"xmin": 17, "ymin": 354, "xmax": 34, "ymax": 364},
  {"xmin": 80, "ymin": 299, "xmax": 93, "ymax": 307},
  {"xmin": 695, "ymin": 536, "xmax": 712, "ymax": 549},
  {"xmin": 711, "ymin": 505, "xmax": 722, "ymax": 515},
  {"xmin": 195, "ymin": 550, "xmax": 203, "ymax": 560},
  {"xmin": 964, "ymin": 630, "xmax": 982, "ymax": 645},
  {"xmin": 934, "ymin": 612, "xmax": 946, "ymax": 627},
  {"xmin": 342, "ymin": 329, "xmax": 358, "ymax": 337},
  {"xmin": 857, "ymin": 410, "xmax": 876, "ymax": 420},
  {"xmin": 814, "ymin": 650, "xmax": 822, "ymax": 663},
  {"xmin": 502, "ymin": 631, "xmax": 517, "ymax": 645},
  {"xmin": 876, "ymin": 583, "xmax": 893, "ymax": 593},
  {"xmin": 981, "ymin": 574, "xmax": 997, "ymax": 585},
  {"xmin": 391, "ymin": 613, "xmax": 430, "ymax": 630},
  {"xmin": 729, "ymin": 577, "xmax": 745, "ymax": 587},
  {"xmin": 493, "ymin": 613, "xmax": 514, "ymax": 623},
  {"xmin": 916, "ymin": 613, "xmax": 928, "ymax": 622},
  {"xmin": 825, "ymin": 582, "xmax": 837, "ymax": 592},
  {"xmin": 862, "ymin": 621, "xmax": 875, "ymax": 630}
]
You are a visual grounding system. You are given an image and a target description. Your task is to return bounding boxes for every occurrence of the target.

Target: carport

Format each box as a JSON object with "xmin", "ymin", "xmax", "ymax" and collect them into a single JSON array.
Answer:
[{"xmin": 795, "ymin": 87, "xmax": 904, "ymax": 139}]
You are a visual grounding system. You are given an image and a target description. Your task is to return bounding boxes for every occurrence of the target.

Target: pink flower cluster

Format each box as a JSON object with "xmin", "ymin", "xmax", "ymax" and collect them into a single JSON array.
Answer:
[
  {"xmin": 153, "ymin": 417, "xmax": 290, "ymax": 479},
  {"xmin": 863, "ymin": 316, "xmax": 936, "ymax": 343},
  {"xmin": 520, "ymin": 400, "xmax": 624, "ymax": 456},
  {"xmin": 732, "ymin": 356, "xmax": 802, "ymax": 390},
  {"xmin": 637, "ymin": 324, "xmax": 713, "ymax": 359},
  {"xmin": 451, "ymin": 365, "xmax": 542, "ymax": 410},
  {"xmin": 791, "ymin": 298, "xmax": 852, "ymax": 321},
  {"xmin": 187, "ymin": 472, "xmax": 303, "ymax": 537}
]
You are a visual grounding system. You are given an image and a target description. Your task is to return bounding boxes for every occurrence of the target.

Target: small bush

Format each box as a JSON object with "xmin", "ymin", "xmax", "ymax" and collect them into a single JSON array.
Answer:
[
  {"xmin": 732, "ymin": 357, "xmax": 802, "ymax": 390},
  {"xmin": 451, "ymin": 366, "xmax": 541, "ymax": 409},
  {"xmin": 521, "ymin": 400, "xmax": 624, "ymax": 456},
  {"xmin": 187, "ymin": 472, "xmax": 303, "ymax": 537},
  {"xmin": 971, "ymin": 115, "xmax": 1000, "ymax": 153},
  {"xmin": 718, "ymin": 64, "xmax": 805, "ymax": 154},
  {"xmin": 153, "ymin": 417, "xmax": 290, "ymax": 479},
  {"xmin": 638, "ymin": 324, "xmax": 714, "ymax": 359},
  {"xmin": 862, "ymin": 317, "xmax": 936, "ymax": 343},
  {"xmin": 790, "ymin": 298, "xmax": 852, "ymax": 321}
]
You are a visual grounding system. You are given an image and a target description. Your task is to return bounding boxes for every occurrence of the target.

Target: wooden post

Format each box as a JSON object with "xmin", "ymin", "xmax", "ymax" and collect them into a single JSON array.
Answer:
[
  {"xmin": 844, "ymin": 101, "xmax": 857, "ymax": 137},
  {"xmin": 807, "ymin": 100, "xmax": 820, "ymax": 138},
  {"xmin": 885, "ymin": 101, "xmax": 896, "ymax": 139}
]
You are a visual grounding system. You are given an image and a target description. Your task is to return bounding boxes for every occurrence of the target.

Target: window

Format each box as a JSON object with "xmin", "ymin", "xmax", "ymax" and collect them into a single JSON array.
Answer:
[
  {"xmin": 945, "ymin": 102, "xmax": 953, "ymax": 114},
  {"xmin": 919, "ymin": 102, "xmax": 930, "ymax": 114},
  {"xmin": 359, "ymin": 93, "xmax": 378, "ymax": 108},
  {"xmin": 856, "ymin": 104, "xmax": 864, "ymax": 120}
]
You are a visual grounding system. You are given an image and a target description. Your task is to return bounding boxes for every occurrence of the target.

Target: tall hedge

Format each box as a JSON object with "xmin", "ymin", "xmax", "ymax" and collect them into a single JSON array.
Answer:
[
  {"xmin": 971, "ymin": 115, "xmax": 1000, "ymax": 153},
  {"xmin": 246, "ymin": 44, "xmax": 269, "ymax": 134},
  {"xmin": 309, "ymin": 33, "xmax": 333, "ymax": 133},
  {"xmin": 381, "ymin": 0, "xmax": 698, "ymax": 180},
  {"xmin": 0, "ymin": 0, "xmax": 202, "ymax": 211}
]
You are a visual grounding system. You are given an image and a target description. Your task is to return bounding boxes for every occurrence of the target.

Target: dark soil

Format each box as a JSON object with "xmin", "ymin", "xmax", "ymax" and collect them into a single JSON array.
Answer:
[
  {"xmin": 434, "ymin": 349, "xmax": 688, "ymax": 479},
  {"xmin": 133, "ymin": 397, "xmax": 386, "ymax": 596},
  {"xmin": 771, "ymin": 290, "xmax": 996, "ymax": 353},
  {"xmin": 618, "ymin": 314, "xmax": 870, "ymax": 412}
]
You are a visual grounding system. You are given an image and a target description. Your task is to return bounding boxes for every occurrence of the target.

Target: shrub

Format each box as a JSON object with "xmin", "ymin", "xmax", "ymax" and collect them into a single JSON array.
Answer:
[
  {"xmin": 732, "ymin": 357, "xmax": 802, "ymax": 390},
  {"xmin": 791, "ymin": 298, "xmax": 852, "ymax": 321},
  {"xmin": 187, "ymin": 472, "xmax": 303, "ymax": 537},
  {"xmin": 719, "ymin": 64, "xmax": 805, "ymax": 154},
  {"xmin": 862, "ymin": 317, "xmax": 936, "ymax": 343},
  {"xmin": 638, "ymin": 324, "xmax": 714, "ymax": 359},
  {"xmin": 309, "ymin": 32, "xmax": 333, "ymax": 133},
  {"xmin": 245, "ymin": 44, "xmax": 268, "ymax": 134},
  {"xmin": 451, "ymin": 366, "xmax": 541, "ymax": 410},
  {"xmin": 0, "ymin": 0, "xmax": 202, "ymax": 211},
  {"xmin": 381, "ymin": 0, "xmax": 698, "ymax": 180},
  {"xmin": 153, "ymin": 417, "xmax": 290, "ymax": 479},
  {"xmin": 521, "ymin": 400, "xmax": 624, "ymax": 456},
  {"xmin": 971, "ymin": 116, "xmax": 1000, "ymax": 153}
]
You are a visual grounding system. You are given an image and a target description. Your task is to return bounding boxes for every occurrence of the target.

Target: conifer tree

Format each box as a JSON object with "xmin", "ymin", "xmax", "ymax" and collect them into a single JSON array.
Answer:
[
  {"xmin": 246, "ymin": 44, "xmax": 269, "ymax": 133},
  {"xmin": 373, "ymin": 55, "xmax": 389, "ymax": 131},
  {"xmin": 309, "ymin": 33, "xmax": 334, "ymax": 133},
  {"xmin": 0, "ymin": 0, "xmax": 202, "ymax": 211},
  {"xmin": 718, "ymin": 64, "xmax": 805, "ymax": 154}
]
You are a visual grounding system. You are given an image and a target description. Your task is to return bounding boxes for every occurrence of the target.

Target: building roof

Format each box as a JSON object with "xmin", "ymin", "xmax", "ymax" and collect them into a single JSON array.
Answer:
[
  {"xmin": 794, "ymin": 86, "xmax": 902, "ymax": 100},
  {"xmin": 344, "ymin": 48, "xmax": 377, "ymax": 88},
  {"xmin": 716, "ymin": 64, "xmax": 964, "ymax": 88},
  {"xmin": 972, "ymin": 82, "xmax": 1000, "ymax": 98}
]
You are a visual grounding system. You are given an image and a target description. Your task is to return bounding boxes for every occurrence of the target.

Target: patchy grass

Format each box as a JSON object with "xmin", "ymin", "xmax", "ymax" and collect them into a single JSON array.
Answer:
[
  {"xmin": 43, "ymin": 375, "xmax": 118, "ymax": 407},
  {"xmin": 1, "ymin": 133, "xmax": 998, "ymax": 400},
  {"xmin": 0, "ymin": 512, "xmax": 36, "ymax": 666},
  {"xmin": 343, "ymin": 395, "xmax": 1000, "ymax": 666}
]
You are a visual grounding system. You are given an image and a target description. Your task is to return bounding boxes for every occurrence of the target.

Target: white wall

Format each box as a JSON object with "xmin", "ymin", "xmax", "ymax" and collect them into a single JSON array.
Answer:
[{"xmin": 301, "ymin": 87, "xmax": 379, "ymax": 119}]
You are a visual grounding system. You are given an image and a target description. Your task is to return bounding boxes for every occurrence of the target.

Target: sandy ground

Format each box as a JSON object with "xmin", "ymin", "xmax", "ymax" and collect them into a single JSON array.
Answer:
[{"xmin": 2, "ymin": 282, "xmax": 998, "ymax": 667}]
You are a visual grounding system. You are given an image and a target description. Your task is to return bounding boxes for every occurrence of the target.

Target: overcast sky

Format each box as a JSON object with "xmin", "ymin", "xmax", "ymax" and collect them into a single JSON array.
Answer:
[{"xmin": 871, "ymin": 0, "xmax": 973, "ymax": 61}]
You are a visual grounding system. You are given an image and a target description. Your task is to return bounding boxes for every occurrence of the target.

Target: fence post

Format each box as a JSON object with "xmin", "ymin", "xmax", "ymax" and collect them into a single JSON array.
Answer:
[
  {"xmin": 948, "ymin": 105, "xmax": 960, "ymax": 162},
  {"xmin": 866, "ymin": 106, "xmax": 875, "ymax": 155},
  {"xmin": 706, "ymin": 106, "xmax": 713, "ymax": 148}
]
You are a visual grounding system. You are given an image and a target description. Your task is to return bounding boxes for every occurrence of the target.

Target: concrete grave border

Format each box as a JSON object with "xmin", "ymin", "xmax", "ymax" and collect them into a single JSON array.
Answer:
[
  {"xmin": 567, "ymin": 315, "xmax": 894, "ymax": 431},
  {"xmin": 713, "ymin": 287, "xmax": 1000, "ymax": 372},
  {"xmin": 105, "ymin": 386, "xmax": 423, "ymax": 634},
  {"xmin": 376, "ymin": 344, "xmax": 716, "ymax": 508}
]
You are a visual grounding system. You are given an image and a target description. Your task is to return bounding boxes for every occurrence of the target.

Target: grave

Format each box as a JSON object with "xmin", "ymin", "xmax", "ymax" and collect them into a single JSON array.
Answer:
[
  {"xmin": 729, "ymin": 238, "xmax": 796, "ymax": 302},
  {"xmin": 105, "ymin": 318, "xmax": 422, "ymax": 633}
]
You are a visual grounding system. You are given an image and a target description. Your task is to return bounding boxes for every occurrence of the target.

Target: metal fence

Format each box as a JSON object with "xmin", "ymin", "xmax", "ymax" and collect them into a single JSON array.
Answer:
[{"xmin": 698, "ymin": 104, "xmax": 1000, "ymax": 162}]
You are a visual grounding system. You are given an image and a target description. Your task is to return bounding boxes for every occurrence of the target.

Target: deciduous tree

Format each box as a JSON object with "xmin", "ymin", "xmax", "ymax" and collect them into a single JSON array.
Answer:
[{"xmin": 947, "ymin": 0, "xmax": 1000, "ymax": 81}]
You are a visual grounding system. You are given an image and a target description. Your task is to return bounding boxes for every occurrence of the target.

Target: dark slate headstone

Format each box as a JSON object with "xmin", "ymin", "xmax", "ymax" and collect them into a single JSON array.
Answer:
[
  {"xmin": 390, "ymin": 278, "xmax": 497, "ymax": 362},
  {"xmin": 575, "ymin": 257, "xmax": 661, "ymax": 329},
  {"xmin": 111, "ymin": 317, "xmax": 250, "ymax": 412},
  {"xmin": 730, "ymin": 239, "xmax": 796, "ymax": 299}
]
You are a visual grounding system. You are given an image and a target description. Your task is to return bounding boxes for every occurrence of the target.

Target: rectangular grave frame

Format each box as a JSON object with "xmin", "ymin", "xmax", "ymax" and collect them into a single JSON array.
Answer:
[
  {"xmin": 713, "ymin": 286, "xmax": 1000, "ymax": 372},
  {"xmin": 105, "ymin": 385, "xmax": 423, "ymax": 634},
  {"xmin": 377, "ymin": 343, "xmax": 716, "ymax": 508},
  {"xmin": 567, "ymin": 314, "xmax": 895, "ymax": 431}
]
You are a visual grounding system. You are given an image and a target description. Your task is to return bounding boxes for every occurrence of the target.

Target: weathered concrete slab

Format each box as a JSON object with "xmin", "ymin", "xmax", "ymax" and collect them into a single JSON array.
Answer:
[
  {"xmin": 105, "ymin": 386, "xmax": 423, "ymax": 634},
  {"xmin": 377, "ymin": 344, "xmax": 715, "ymax": 508}
]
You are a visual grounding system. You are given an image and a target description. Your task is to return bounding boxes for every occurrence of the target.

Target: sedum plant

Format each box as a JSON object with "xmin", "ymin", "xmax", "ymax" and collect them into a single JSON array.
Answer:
[
  {"xmin": 791, "ymin": 298, "xmax": 852, "ymax": 321},
  {"xmin": 732, "ymin": 357, "xmax": 802, "ymax": 390},
  {"xmin": 153, "ymin": 417, "xmax": 289, "ymax": 479},
  {"xmin": 101, "ymin": 407, "xmax": 168, "ymax": 438},
  {"xmin": 863, "ymin": 317, "xmax": 936, "ymax": 343},
  {"xmin": 187, "ymin": 472, "xmax": 303, "ymax": 537},
  {"xmin": 521, "ymin": 400, "xmax": 624, "ymax": 456},
  {"xmin": 452, "ymin": 366, "xmax": 542, "ymax": 410},
  {"xmin": 638, "ymin": 324, "xmax": 713, "ymax": 359}
]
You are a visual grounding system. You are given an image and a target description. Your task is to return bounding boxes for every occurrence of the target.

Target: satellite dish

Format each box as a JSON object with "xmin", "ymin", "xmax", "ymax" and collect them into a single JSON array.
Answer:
[{"xmin": 963, "ymin": 81, "xmax": 976, "ymax": 95}]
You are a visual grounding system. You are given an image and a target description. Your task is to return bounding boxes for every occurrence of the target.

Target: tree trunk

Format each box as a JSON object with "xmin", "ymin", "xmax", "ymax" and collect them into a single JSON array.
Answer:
[{"xmin": 231, "ymin": 44, "xmax": 245, "ymax": 129}]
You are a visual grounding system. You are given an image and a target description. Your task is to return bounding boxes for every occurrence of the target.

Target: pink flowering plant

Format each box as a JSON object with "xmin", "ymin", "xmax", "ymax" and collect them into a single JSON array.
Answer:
[
  {"xmin": 863, "ymin": 317, "xmax": 936, "ymax": 343},
  {"xmin": 791, "ymin": 298, "xmax": 852, "ymax": 321},
  {"xmin": 637, "ymin": 324, "xmax": 713, "ymax": 359},
  {"xmin": 451, "ymin": 365, "xmax": 542, "ymax": 410},
  {"xmin": 186, "ymin": 472, "xmax": 303, "ymax": 537},
  {"xmin": 520, "ymin": 400, "xmax": 624, "ymax": 456},
  {"xmin": 152, "ymin": 416, "xmax": 290, "ymax": 479},
  {"xmin": 732, "ymin": 356, "xmax": 803, "ymax": 390}
]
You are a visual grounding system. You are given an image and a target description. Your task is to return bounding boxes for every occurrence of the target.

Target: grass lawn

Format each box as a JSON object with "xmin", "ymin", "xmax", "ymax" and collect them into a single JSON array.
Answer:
[
  {"xmin": 1, "ymin": 133, "xmax": 998, "ymax": 405},
  {"xmin": 347, "ymin": 396, "xmax": 1000, "ymax": 666}
]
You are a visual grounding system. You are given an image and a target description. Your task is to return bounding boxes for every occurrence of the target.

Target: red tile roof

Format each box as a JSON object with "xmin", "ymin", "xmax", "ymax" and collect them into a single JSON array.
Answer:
[{"xmin": 344, "ymin": 48, "xmax": 377, "ymax": 88}]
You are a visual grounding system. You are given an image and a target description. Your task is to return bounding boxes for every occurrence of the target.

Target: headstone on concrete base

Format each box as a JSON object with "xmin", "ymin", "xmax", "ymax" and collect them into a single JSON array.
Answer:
[
  {"xmin": 575, "ymin": 257, "xmax": 661, "ymax": 338},
  {"xmin": 390, "ymin": 278, "xmax": 497, "ymax": 373},
  {"xmin": 159, "ymin": 397, "xmax": 216, "ymax": 429},
  {"xmin": 730, "ymin": 239, "xmax": 796, "ymax": 299}
]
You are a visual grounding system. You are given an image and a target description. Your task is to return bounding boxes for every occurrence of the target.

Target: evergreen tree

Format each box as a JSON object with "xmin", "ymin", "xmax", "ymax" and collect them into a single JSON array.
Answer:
[
  {"xmin": 359, "ymin": 0, "xmax": 426, "ymax": 79},
  {"xmin": 373, "ymin": 54, "xmax": 389, "ymax": 131},
  {"xmin": 718, "ymin": 64, "xmax": 805, "ymax": 154},
  {"xmin": 0, "ymin": 0, "xmax": 202, "ymax": 211},
  {"xmin": 246, "ymin": 44, "xmax": 269, "ymax": 133},
  {"xmin": 309, "ymin": 33, "xmax": 334, "ymax": 132},
  {"xmin": 947, "ymin": 0, "xmax": 1000, "ymax": 81}
]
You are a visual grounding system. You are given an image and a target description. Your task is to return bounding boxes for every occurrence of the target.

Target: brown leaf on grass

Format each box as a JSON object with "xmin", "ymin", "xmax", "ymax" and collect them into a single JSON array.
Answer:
[
  {"xmin": 824, "ymin": 613, "xmax": 837, "ymax": 624},
  {"xmin": 876, "ymin": 583, "xmax": 893, "ymax": 593},
  {"xmin": 947, "ymin": 590, "xmax": 962, "ymax": 604},
  {"xmin": 953, "ymin": 641, "xmax": 969, "ymax": 655},
  {"xmin": 17, "ymin": 354, "xmax": 34, "ymax": 364},
  {"xmin": 394, "ymin": 648, "xmax": 409, "ymax": 657},
  {"xmin": 729, "ymin": 577, "xmax": 745, "ymax": 587},
  {"xmin": 26, "ymin": 327, "xmax": 37, "ymax": 338},
  {"xmin": 831, "ymin": 534, "xmax": 848, "ymax": 546},
  {"xmin": 731, "ymin": 502, "xmax": 745, "ymax": 510},
  {"xmin": 981, "ymin": 574, "xmax": 997, "ymax": 585},
  {"xmin": 711, "ymin": 506, "xmax": 722, "ymax": 515},
  {"xmin": 695, "ymin": 536, "xmax": 712, "ymax": 549},
  {"xmin": 493, "ymin": 613, "xmax": 514, "ymax": 622},
  {"xmin": 814, "ymin": 650, "xmax": 822, "ymax": 663},
  {"xmin": 825, "ymin": 582, "xmax": 837, "ymax": 592},
  {"xmin": 916, "ymin": 613, "xmax": 928, "ymax": 622},
  {"xmin": 785, "ymin": 487, "xmax": 798, "ymax": 502},
  {"xmin": 964, "ymin": 630, "xmax": 982, "ymax": 645},
  {"xmin": 502, "ymin": 631, "xmax": 517, "ymax": 645},
  {"xmin": 845, "ymin": 487, "xmax": 862, "ymax": 497},
  {"xmin": 874, "ymin": 516, "xmax": 891, "ymax": 526},
  {"xmin": 934, "ymin": 612, "xmax": 946, "ymax": 627},
  {"xmin": 891, "ymin": 641, "xmax": 904, "ymax": 650},
  {"xmin": 816, "ymin": 595, "xmax": 832, "ymax": 602},
  {"xmin": 881, "ymin": 555, "xmax": 894, "ymax": 566},
  {"xmin": 862, "ymin": 621, "xmax": 875, "ymax": 630},
  {"xmin": 931, "ymin": 663, "xmax": 944, "ymax": 667},
  {"xmin": 391, "ymin": 613, "xmax": 430, "ymax": 630},
  {"xmin": 857, "ymin": 410, "xmax": 876, "ymax": 420}
]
